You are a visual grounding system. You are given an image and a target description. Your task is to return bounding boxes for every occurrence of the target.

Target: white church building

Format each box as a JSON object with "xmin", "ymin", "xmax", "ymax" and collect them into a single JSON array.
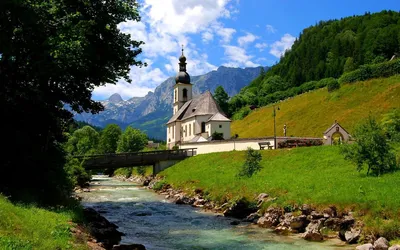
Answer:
[{"xmin": 166, "ymin": 48, "xmax": 231, "ymax": 149}]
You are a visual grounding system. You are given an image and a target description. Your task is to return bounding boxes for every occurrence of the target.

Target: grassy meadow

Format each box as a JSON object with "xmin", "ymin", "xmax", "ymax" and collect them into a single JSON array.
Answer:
[
  {"xmin": 231, "ymin": 75, "xmax": 400, "ymax": 138},
  {"xmin": 0, "ymin": 195, "xmax": 87, "ymax": 250},
  {"xmin": 159, "ymin": 145, "xmax": 400, "ymax": 238}
]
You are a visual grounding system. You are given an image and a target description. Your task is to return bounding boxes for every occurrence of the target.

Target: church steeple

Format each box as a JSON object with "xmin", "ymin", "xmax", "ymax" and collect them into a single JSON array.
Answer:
[{"xmin": 175, "ymin": 45, "xmax": 191, "ymax": 84}]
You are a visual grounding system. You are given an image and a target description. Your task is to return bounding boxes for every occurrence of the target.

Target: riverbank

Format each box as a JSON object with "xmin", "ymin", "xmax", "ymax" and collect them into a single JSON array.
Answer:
[
  {"xmin": 114, "ymin": 145, "xmax": 400, "ymax": 249},
  {"xmin": 0, "ymin": 194, "xmax": 88, "ymax": 249}
]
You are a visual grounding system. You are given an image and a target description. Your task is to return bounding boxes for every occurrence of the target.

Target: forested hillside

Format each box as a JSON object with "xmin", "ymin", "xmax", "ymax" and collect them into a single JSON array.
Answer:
[{"xmin": 230, "ymin": 10, "xmax": 400, "ymax": 114}]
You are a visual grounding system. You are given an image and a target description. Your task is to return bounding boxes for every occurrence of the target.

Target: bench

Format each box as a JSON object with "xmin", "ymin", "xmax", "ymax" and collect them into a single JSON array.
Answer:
[{"xmin": 258, "ymin": 141, "xmax": 273, "ymax": 150}]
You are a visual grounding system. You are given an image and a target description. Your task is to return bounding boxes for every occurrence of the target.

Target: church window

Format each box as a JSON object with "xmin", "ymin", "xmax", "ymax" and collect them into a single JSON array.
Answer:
[
  {"xmin": 185, "ymin": 125, "xmax": 187, "ymax": 137},
  {"xmin": 189, "ymin": 124, "xmax": 191, "ymax": 136},
  {"xmin": 172, "ymin": 126, "xmax": 174, "ymax": 139},
  {"xmin": 201, "ymin": 122, "xmax": 206, "ymax": 133},
  {"xmin": 183, "ymin": 88, "xmax": 188, "ymax": 101},
  {"xmin": 219, "ymin": 125, "xmax": 222, "ymax": 128},
  {"xmin": 175, "ymin": 90, "xmax": 177, "ymax": 102},
  {"xmin": 193, "ymin": 123, "xmax": 195, "ymax": 134}
]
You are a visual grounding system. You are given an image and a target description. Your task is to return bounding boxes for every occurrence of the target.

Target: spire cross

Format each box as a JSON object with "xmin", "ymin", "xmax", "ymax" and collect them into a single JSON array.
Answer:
[{"xmin": 181, "ymin": 44, "xmax": 184, "ymax": 55}]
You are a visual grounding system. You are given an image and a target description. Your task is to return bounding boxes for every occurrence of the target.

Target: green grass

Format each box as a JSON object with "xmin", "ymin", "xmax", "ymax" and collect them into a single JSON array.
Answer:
[
  {"xmin": 232, "ymin": 75, "xmax": 400, "ymax": 138},
  {"xmin": 114, "ymin": 166, "xmax": 153, "ymax": 178},
  {"xmin": 159, "ymin": 146, "xmax": 400, "ymax": 238},
  {"xmin": 0, "ymin": 195, "xmax": 88, "ymax": 250}
]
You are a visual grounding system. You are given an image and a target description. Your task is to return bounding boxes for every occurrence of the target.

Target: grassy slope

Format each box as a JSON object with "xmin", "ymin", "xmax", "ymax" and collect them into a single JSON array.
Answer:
[
  {"xmin": 231, "ymin": 75, "xmax": 400, "ymax": 138},
  {"xmin": 159, "ymin": 146, "xmax": 400, "ymax": 237},
  {"xmin": 0, "ymin": 195, "xmax": 87, "ymax": 250}
]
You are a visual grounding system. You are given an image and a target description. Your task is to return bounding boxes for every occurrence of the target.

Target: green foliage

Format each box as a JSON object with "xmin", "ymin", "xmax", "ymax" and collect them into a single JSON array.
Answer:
[
  {"xmin": 211, "ymin": 131, "xmax": 224, "ymax": 140},
  {"xmin": 237, "ymin": 148, "xmax": 263, "ymax": 178},
  {"xmin": 137, "ymin": 166, "xmax": 146, "ymax": 176},
  {"xmin": 66, "ymin": 125, "xmax": 100, "ymax": 155},
  {"xmin": 343, "ymin": 57, "xmax": 356, "ymax": 73},
  {"xmin": 99, "ymin": 124, "xmax": 122, "ymax": 153},
  {"xmin": 213, "ymin": 85, "xmax": 230, "ymax": 116},
  {"xmin": 64, "ymin": 157, "xmax": 91, "ymax": 187},
  {"xmin": 117, "ymin": 126, "xmax": 148, "ymax": 153},
  {"xmin": 0, "ymin": 0, "xmax": 145, "ymax": 204},
  {"xmin": 0, "ymin": 195, "xmax": 87, "ymax": 249},
  {"xmin": 152, "ymin": 180, "xmax": 168, "ymax": 191},
  {"xmin": 114, "ymin": 167, "xmax": 133, "ymax": 178},
  {"xmin": 327, "ymin": 79, "xmax": 340, "ymax": 92},
  {"xmin": 381, "ymin": 108, "xmax": 400, "ymax": 142},
  {"xmin": 339, "ymin": 59, "xmax": 400, "ymax": 84},
  {"xmin": 231, "ymin": 106, "xmax": 251, "ymax": 120},
  {"xmin": 340, "ymin": 116, "xmax": 398, "ymax": 176},
  {"xmin": 172, "ymin": 145, "xmax": 179, "ymax": 150}
]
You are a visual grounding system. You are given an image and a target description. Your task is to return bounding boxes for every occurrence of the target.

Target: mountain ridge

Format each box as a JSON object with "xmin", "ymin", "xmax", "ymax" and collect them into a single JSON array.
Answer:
[{"xmin": 73, "ymin": 66, "xmax": 266, "ymax": 139}]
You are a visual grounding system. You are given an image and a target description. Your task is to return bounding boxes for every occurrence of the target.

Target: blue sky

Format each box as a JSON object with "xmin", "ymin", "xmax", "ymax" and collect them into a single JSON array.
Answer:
[{"xmin": 92, "ymin": 0, "xmax": 399, "ymax": 101}]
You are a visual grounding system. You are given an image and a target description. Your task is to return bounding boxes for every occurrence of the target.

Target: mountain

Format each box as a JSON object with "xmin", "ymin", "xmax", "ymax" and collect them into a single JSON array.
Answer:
[{"xmin": 73, "ymin": 66, "xmax": 266, "ymax": 139}]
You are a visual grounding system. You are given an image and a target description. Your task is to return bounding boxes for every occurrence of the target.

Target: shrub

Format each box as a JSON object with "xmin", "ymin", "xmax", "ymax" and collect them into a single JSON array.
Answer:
[
  {"xmin": 327, "ymin": 79, "xmax": 340, "ymax": 92},
  {"xmin": 153, "ymin": 180, "xmax": 168, "ymax": 191},
  {"xmin": 278, "ymin": 139, "xmax": 323, "ymax": 148},
  {"xmin": 237, "ymin": 148, "xmax": 262, "ymax": 178},
  {"xmin": 211, "ymin": 131, "xmax": 224, "ymax": 140},
  {"xmin": 64, "ymin": 157, "xmax": 91, "ymax": 187},
  {"xmin": 340, "ymin": 116, "xmax": 398, "ymax": 176},
  {"xmin": 137, "ymin": 166, "xmax": 146, "ymax": 176},
  {"xmin": 339, "ymin": 59, "xmax": 400, "ymax": 84}
]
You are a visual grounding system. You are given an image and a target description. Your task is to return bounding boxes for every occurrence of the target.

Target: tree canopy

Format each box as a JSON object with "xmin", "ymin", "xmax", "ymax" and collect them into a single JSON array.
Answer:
[
  {"xmin": 99, "ymin": 124, "xmax": 122, "ymax": 154},
  {"xmin": 0, "ymin": 0, "xmax": 145, "ymax": 204},
  {"xmin": 213, "ymin": 86, "xmax": 229, "ymax": 116},
  {"xmin": 117, "ymin": 126, "xmax": 148, "ymax": 153}
]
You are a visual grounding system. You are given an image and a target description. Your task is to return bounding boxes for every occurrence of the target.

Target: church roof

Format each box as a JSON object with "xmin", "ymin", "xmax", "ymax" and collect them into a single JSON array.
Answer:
[
  {"xmin": 207, "ymin": 112, "xmax": 231, "ymax": 122},
  {"xmin": 323, "ymin": 122, "xmax": 350, "ymax": 135},
  {"xmin": 167, "ymin": 91, "xmax": 228, "ymax": 124}
]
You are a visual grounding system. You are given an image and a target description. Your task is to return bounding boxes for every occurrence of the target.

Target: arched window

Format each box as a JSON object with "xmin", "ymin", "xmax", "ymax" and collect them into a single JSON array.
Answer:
[
  {"xmin": 182, "ymin": 88, "xmax": 188, "ymax": 101},
  {"xmin": 201, "ymin": 122, "xmax": 206, "ymax": 133}
]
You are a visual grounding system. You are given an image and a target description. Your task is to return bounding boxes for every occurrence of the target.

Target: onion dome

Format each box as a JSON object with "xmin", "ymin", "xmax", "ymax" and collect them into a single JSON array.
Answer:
[{"xmin": 175, "ymin": 45, "xmax": 191, "ymax": 84}]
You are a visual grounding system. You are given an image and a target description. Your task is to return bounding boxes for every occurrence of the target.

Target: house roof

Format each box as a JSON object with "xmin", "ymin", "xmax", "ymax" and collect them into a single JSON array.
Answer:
[
  {"xmin": 167, "ymin": 91, "xmax": 228, "ymax": 124},
  {"xmin": 323, "ymin": 122, "xmax": 350, "ymax": 135},
  {"xmin": 207, "ymin": 112, "xmax": 231, "ymax": 122}
]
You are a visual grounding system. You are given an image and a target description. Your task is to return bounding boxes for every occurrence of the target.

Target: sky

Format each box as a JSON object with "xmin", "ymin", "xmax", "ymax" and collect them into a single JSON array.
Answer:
[{"xmin": 92, "ymin": 0, "xmax": 400, "ymax": 101}]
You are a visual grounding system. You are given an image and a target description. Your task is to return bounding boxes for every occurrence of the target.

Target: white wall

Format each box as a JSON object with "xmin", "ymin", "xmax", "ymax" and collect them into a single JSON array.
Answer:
[
  {"xmin": 180, "ymin": 138, "xmax": 275, "ymax": 154},
  {"xmin": 180, "ymin": 117, "xmax": 196, "ymax": 142},
  {"xmin": 208, "ymin": 121, "xmax": 231, "ymax": 140}
]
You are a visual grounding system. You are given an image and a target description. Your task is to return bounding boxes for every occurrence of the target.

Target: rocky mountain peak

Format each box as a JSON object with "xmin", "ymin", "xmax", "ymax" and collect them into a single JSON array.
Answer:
[{"xmin": 108, "ymin": 93, "xmax": 124, "ymax": 103}]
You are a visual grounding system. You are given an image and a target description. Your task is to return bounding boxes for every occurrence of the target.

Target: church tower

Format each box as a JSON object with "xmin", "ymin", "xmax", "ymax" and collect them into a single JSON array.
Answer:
[{"xmin": 173, "ymin": 46, "xmax": 192, "ymax": 115}]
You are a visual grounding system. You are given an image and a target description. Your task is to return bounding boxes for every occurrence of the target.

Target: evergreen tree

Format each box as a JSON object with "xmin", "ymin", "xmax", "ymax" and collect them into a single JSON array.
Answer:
[{"xmin": 213, "ymin": 86, "xmax": 230, "ymax": 116}]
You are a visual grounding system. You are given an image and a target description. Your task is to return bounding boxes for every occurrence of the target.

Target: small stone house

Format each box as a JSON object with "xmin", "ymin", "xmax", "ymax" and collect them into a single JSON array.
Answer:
[{"xmin": 323, "ymin": 121, "xmax": 351, "ymax": 145}]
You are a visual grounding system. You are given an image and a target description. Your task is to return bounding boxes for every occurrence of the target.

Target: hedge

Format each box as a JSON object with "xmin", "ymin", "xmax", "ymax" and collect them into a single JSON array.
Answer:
[{"xmin": 339, "ymin": 59, "xmax": 400, "ymax": 84}]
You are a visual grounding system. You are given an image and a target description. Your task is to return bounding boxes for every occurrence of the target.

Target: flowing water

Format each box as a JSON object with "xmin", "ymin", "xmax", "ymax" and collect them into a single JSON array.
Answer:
[{"xmin": 78, "ymin": 175, "xmax": 353, "ymax": 250}]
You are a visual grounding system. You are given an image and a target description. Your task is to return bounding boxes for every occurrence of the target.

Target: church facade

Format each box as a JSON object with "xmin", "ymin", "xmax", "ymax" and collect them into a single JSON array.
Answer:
[{"xmin": 166, "ymin": 49, "xmax": 231, "ymax": 149}]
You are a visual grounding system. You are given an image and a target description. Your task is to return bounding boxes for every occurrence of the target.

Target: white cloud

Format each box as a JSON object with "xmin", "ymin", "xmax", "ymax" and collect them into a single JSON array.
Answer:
[
  {"xmin": 202, "ymin": 31, "xmax": 214, "ymax": 43},
  {"xmin": 93, "ymin": 0, "xmax": 238, "ymax": 99},
  {"xmin": 222, "ymin": 45, "xmax": 259, "ymax": 67},
  {"xmin": 266, "ymin": 24, "xmax": 277, "ymax": 33},
  {"xmin": 255, "ymin": 42, "xmax": 268, "ymax": 51},
  {"xmin": 237, "ymin": 32, "xmax": 258, "ymax": 46},
  {"xmin": 269, "ymin": 33, "xmax": 296, "ymax": 58}
]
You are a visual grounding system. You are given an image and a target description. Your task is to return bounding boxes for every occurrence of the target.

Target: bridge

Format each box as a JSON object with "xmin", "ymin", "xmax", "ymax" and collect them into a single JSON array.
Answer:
[{"xmin": 74, "ymin": 148, "xmax": 197, "ymax": 175}]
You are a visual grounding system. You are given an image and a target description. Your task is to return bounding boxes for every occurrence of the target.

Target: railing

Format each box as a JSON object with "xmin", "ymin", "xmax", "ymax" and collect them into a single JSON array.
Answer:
[{"xmin": 73, "ymin": 148, "xmax": 197, "ymax": 161}]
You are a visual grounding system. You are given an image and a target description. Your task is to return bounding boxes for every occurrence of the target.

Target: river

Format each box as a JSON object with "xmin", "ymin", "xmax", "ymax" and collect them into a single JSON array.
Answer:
[{"xmin": 78, "ymin": 175, "xmax": 352, "ymax": 250}]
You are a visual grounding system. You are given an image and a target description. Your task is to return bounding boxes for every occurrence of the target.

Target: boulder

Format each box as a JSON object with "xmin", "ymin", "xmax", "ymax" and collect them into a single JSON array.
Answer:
[
  {"xmin": 324, "ymin": 218, "xmax": 342, "ymax": 231},
  {"xmin": 112, "ymin": 244, "xmax": 146, "ymax": 250},
  {"xmin": 302, "ymin": 220, "xmax": 324, "ymax": 241},
  {"xmin": 223, "ymin": 200, "xmax": 257, "ymax": 219},
  {"xmin": 344, "ymin": 228, "xmax": 361, "ymax": 244},
  {"xmin": 256, "ymin": 207, "xmax": 281, "ymax": 228},
  {"xmin": 300, "ymin": 204, "xmax": 313, "ymax": 216},
  {"xmin": 290, "ymin": 215, "xmax": 309, "ymax": 233},
  {"xmin": 356, "ymin": 243, "xmax": 374, "ymax": 250},
  {"xmin": 243, "ymin": 212, "xmax": 261, "ymax": 223},
  {"xmin": 310, "ymin": 211, "xmax": 324, "ymax": 220},
  {"xmin": 389, "ymin": 245, "xmax": 400, "ymax": 250},
  {"xmin": 256, "ymin": 193, "xmax": 269, "ymax": 207},
  {"xmin": 193, "ymin": 199, "xmax": 206, "ymax": 207},
  {"xmin": 374, "ymin": 237, "xmax": 389, "ymax": 250},
  {"xmin": 341, "ymin": 215, "xmax": 355, "ymax": 229},
  {"xmin": 323, "ymin": 206, "xmax": 337, "ymax": 218},
  {"xmin": 230, "ymin": 220, "xmax": 240, "ymax": 225}
]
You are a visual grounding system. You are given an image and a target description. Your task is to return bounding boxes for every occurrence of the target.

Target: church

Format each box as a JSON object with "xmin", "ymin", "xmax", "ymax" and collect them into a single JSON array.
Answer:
[{"xmin": 166, "ymin": 48, "xmax": 231, "ymax": 149}]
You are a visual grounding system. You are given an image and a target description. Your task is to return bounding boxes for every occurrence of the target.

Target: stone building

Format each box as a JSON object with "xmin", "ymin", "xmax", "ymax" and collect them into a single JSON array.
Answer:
[{"xmin": 166, "ymin": 48, "xmax": 231, "ymax": 149}]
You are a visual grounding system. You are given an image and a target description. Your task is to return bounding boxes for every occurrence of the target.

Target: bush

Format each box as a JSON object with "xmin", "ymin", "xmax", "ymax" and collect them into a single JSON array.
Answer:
[
  {"xmin": 340, "ymin": 116, "xmax": 398, "ymax": 176},
  {"xmin": 339, "ymin": 59, "xmax": 400, "ymax": 84},
  {"xmin": 237, "ymin": 148, "xmax": 262, "ymax": 178},
  {"xmin": 211, "ymin": 131, "xmax": 224, "ymax": 140},
  {"xmin": 152, "ymin": 180, "xmax": 168, "ymax": 191},
  {"xmin": 137, "ymin": 166, "xmax": 146, "ymax": 176},
  {"xmin": 327, "ymin": 79, "xmax": 340, "ymax": 92},
  {"xmin": 278, "ymin": 139, "xmax": 323, "ymax": 148},
  {"xmin": 64, "ymin": 157, "xmax": 91, "ymax": 187}
]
